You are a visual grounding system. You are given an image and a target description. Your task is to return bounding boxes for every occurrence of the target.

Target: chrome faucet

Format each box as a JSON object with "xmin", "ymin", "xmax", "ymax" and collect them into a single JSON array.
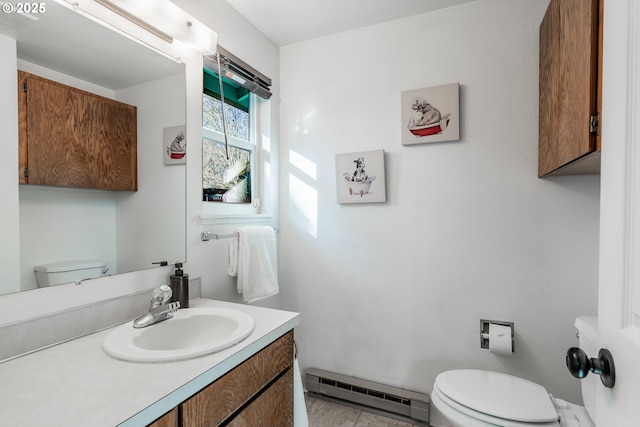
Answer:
[{"xmin": 133, "ymin": 285, "xmax": 180, "ymax": 328}]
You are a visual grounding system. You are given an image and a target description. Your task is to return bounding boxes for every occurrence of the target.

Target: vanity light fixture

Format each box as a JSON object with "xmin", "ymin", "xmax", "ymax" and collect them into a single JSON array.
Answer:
[
  {"xmin": 92, "ymin": 0, "xmax": 217, "ymax": 55},
  {"xmin": 94, "ymin": 0, "xmax": 173, "ymax": 44}
]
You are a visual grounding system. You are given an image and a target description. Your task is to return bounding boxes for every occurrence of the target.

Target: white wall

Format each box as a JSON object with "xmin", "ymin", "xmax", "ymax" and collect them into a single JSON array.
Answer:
[
  {"xmin": 115, "ymin": 74, "xmax": 186, "ymax": 273},
  {"xmin": 173, "ymin": 0, "xmax": 282, "ymax": 306},
  {"xmin": 19, "ymin": 186, "xmax": 117, "ymax": 290},
  {"xmin": 278, "ymin": 0, "xmax": 599, "ymax": 404},
  {"xmin": 0, "ymin": 34, "xmax": 21, "ymax": 295},
  {"xmin": 17, "ymin": 59, "xmax": 115, "ymax": 97}
]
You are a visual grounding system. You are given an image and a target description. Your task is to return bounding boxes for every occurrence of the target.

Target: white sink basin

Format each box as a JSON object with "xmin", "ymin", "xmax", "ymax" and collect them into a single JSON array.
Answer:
[{"xmin": 103, "ymin": 307, "xmax": 255, "ymax": 363}]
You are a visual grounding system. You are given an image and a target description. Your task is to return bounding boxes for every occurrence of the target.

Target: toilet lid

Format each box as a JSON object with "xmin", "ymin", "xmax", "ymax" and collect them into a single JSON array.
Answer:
[{"xmin": 435, "ymin": 370, "xmax": 558, "ymax": 423}]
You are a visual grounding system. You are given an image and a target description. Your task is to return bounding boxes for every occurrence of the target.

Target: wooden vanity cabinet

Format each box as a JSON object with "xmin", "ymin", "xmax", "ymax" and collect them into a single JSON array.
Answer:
[
  {"xmin": 148, "ymin": 408, "xmax": 178, "ymax": 427},
  {"xmin": 146, "ymin": 331, "xmax": 294, "ymax": 427},
  {"xmin": 538, "ymin": 0, "xmax": 603, "ymax": 177},
  {"xmin": 18, "ymin": 71, "xmax": 138, "ymax": 191}
]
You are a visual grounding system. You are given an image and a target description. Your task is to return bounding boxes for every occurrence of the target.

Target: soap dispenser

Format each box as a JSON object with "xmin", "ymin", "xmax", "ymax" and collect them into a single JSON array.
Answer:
[{"xmin": 169, "ymin": 263, "xmax": 189, "ymax": 308}]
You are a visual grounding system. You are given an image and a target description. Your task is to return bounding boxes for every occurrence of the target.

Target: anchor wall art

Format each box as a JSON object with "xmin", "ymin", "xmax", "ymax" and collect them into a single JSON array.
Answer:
[
  {"xmin": 401, "ymin": 82, "xmax": 460, "ymax": 145},
  {"xmin": 335, "ymin": 149, "xmax": 386, "ymax": 204}
]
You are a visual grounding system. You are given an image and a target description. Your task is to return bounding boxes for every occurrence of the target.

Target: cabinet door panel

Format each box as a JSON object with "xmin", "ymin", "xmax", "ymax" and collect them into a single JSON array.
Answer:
[
  {"xmin": 20, "ymin": 71, "xmax": 137, "ymax": 191},
  {"xmin": 538, "ymin": 0, "xmax": 560, "ymax": 176},
  {"xmin": 556, "ymin": 0, "xmax": 599, "ymax": 162},
  {"xmin": 147, "ymin": 408, "xmax": 178, "ymax": 427},
  {"xmin": 227, "ymin": 369, "xmax": 294, "ymax": 427},
  {"xmin": 18, "ymin": 71, "xmax": 28, "ymax": 184},
  {"xmin": 181, "ymin": 331, "xmax": 293, "ymax": 427},
  {"xmin": 539, "ymin": 0, "xmax": 600, "ymax": 176}
]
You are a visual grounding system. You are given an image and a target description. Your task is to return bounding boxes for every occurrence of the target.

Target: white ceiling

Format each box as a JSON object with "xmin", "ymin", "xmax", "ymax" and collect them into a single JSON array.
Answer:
[
  {"xmin": 0, "ymin": 1, "xmax": 478, "ymax": 88},
  {"xmin": 225, "ymin": 0, "xmax": 478, "ymax": 46}
]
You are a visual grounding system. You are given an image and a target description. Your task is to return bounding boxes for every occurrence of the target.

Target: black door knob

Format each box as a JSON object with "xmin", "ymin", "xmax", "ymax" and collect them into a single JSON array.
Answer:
[{"xmin": 566, "ymin": 347, "xmax": 616, "ymax": 388}]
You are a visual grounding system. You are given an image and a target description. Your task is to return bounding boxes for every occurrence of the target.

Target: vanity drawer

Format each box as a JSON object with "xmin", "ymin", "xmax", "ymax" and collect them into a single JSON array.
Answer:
[
  {"xmin": 181, "ymin": 330, "xmax": 293, "ymax": 426},
  {"xmin": 227, "ymin": 368, "xmax": 293, "ymax": 426},
  {"xmin": 147, "ymin": 408, "xmax": 178, "ymax": 427}
]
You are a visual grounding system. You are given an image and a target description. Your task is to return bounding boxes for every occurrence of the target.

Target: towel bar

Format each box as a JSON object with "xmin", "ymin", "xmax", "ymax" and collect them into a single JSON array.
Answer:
[{"xmin": 201, "ymin": 229, "xmax": 279, "ymax": 241}]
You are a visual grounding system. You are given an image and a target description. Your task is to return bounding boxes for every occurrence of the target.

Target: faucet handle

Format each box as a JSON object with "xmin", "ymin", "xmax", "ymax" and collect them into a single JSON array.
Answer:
[
  {"xmin": 156, "ymin": 284, "xmax": 172, "ymax": 303},
  {"xmin": 149, "ymin": 284, "xmax": 172, "ymax": 309}
]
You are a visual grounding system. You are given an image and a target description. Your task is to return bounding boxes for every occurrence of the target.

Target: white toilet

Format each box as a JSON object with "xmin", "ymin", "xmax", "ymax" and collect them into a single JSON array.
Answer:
[
  {"xmin": 431, "ymin": 316, "xmax": 597, "ymax": 427},
  {"xmin": 34, "ymin": 260, "xmax": 109, "ymax": 287}
]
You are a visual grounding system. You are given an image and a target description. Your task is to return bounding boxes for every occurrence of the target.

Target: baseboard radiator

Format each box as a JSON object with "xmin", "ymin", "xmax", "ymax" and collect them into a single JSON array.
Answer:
[{"xmin": 305, "ymin": 368, "xmax": 429, "ymax": 424}]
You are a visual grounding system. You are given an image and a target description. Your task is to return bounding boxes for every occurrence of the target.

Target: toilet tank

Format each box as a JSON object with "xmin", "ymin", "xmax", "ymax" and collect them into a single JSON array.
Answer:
[
  {"xmin": 574, "ymin": 315, "xmax": 598, "ymax": 421},
  {"xmin": 34, "ymin": 260, "xmax": 108, "ymax": 287}
]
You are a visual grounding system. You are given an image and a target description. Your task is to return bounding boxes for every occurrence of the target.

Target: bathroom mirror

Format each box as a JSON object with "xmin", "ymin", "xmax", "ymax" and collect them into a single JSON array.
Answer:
[{"xmin": 0, "ymin": 0, "xmax": 187, "ymax": 295}]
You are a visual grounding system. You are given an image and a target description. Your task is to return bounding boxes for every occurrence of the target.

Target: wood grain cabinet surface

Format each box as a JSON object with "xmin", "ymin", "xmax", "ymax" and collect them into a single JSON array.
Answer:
[
  {"xmin": 146, "ymin": 331, "xmax": 294, "ymax": 427},
  {"xmin": 538, "ymin": 0, "xmax": 603, "ymax": 177},
  {"xmin": 148, "ymin": 408, "xmax": 178, "ymax": 427},
  {"xmin": 18, "ymin": 71, "xmax": 138, "ymax": 191}
]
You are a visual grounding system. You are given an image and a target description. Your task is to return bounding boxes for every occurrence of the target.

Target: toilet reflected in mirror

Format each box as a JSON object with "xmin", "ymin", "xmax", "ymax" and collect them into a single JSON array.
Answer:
[{"xmin": 34, "ymin": 260, "xmax": 109, "ymax": 288}]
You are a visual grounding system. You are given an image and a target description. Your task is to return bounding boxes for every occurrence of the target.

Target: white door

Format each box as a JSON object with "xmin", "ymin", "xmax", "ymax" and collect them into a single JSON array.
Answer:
[{"xmin": 597, "ymin": 0, "xmax": 640, "ymax": 425}]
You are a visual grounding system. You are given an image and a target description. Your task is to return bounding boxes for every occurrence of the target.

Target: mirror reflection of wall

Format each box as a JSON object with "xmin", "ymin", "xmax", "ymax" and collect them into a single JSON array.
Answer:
[{"xmin": 0, "ymin": 0, "xmax": 187, "ymax": 295}]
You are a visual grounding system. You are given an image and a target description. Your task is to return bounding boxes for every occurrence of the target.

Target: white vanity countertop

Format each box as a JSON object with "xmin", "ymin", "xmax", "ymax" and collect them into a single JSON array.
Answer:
[{"xmin": 0, "ymin": 298, "xmax": 300, "ymax": 427}]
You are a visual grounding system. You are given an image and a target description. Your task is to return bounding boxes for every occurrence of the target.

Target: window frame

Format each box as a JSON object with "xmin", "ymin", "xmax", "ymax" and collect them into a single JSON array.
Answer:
[{"xmin": 201, "ymin": 91, "xmax": 259, "ymax": 216}]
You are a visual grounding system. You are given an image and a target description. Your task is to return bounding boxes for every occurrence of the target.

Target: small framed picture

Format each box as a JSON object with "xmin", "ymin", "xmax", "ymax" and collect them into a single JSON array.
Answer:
[
  {"xmin": 163, "ymin": 125, "xmax": 186, "ymax": 165},
  {"xmin": 335, "ymin": 149, "xmax": 386, "ymax": 204},
  {"xmin": 401, "ymin": 82, "xmax": 460, "ymax": 145}
]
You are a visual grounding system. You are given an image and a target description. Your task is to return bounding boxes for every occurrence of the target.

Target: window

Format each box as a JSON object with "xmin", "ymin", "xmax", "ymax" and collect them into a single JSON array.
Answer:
[
  {"xmin": 202, "ymin": 70, "xmax": 253, "ymax": 203},
  {"xmin": 202, "ymin": 49, "xmax": 272, "ymax": 212}
]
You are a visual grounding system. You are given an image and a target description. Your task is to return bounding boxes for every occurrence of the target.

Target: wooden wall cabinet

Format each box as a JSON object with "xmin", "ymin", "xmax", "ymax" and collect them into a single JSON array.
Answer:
[
  {"xmin": 147, "ymin": 331, "xmax": 294, "ymax": 427},
  {"xmin": 18, "ymin": 71, "xmax": 138, "ymax": 191},
  {"xmin": 538, "ymin": 0, "xmax": 603, "ymax": 177}
]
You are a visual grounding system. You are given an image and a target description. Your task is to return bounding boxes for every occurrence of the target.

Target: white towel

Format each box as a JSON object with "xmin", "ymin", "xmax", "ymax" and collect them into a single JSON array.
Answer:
[
  {"xmin": 228, "ymin": 236, "xmax": 239, "ymax": 277},
  {"xmin": 293, "ymin": 358, "xmax": 309, "ymax": 427},
  {"xmin": 230, "ymin": 226, "xmax": 279, "ymax": 303}
]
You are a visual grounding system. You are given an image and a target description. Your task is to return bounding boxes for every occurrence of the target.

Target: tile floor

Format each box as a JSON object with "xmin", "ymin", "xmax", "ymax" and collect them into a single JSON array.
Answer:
[{"xmin": 305, "ymin": 394, "xmax": 418, "ymax": 427}]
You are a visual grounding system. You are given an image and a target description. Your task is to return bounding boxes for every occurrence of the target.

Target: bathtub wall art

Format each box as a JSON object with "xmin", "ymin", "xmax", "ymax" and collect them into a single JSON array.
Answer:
[
  {"xmin": 401, "ymin": 82, "xmax": 460, "ymax": 145},
  {"xmin": 335, "ymin": 149, "xmax": 386, "ymax": 204},
  {"xmin": 164, "ymin": 125, "xmax": 186, "ymax": 165}
]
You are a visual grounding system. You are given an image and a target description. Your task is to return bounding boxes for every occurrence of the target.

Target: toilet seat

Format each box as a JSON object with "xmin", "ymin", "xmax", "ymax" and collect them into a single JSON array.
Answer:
[
  {"xmin": 434, "ymin": 370, "xmax": 560, "ymax": 427},
  {"xmin": 432, "ymin": 383, "xmax": 560, "ymax": 427}
]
